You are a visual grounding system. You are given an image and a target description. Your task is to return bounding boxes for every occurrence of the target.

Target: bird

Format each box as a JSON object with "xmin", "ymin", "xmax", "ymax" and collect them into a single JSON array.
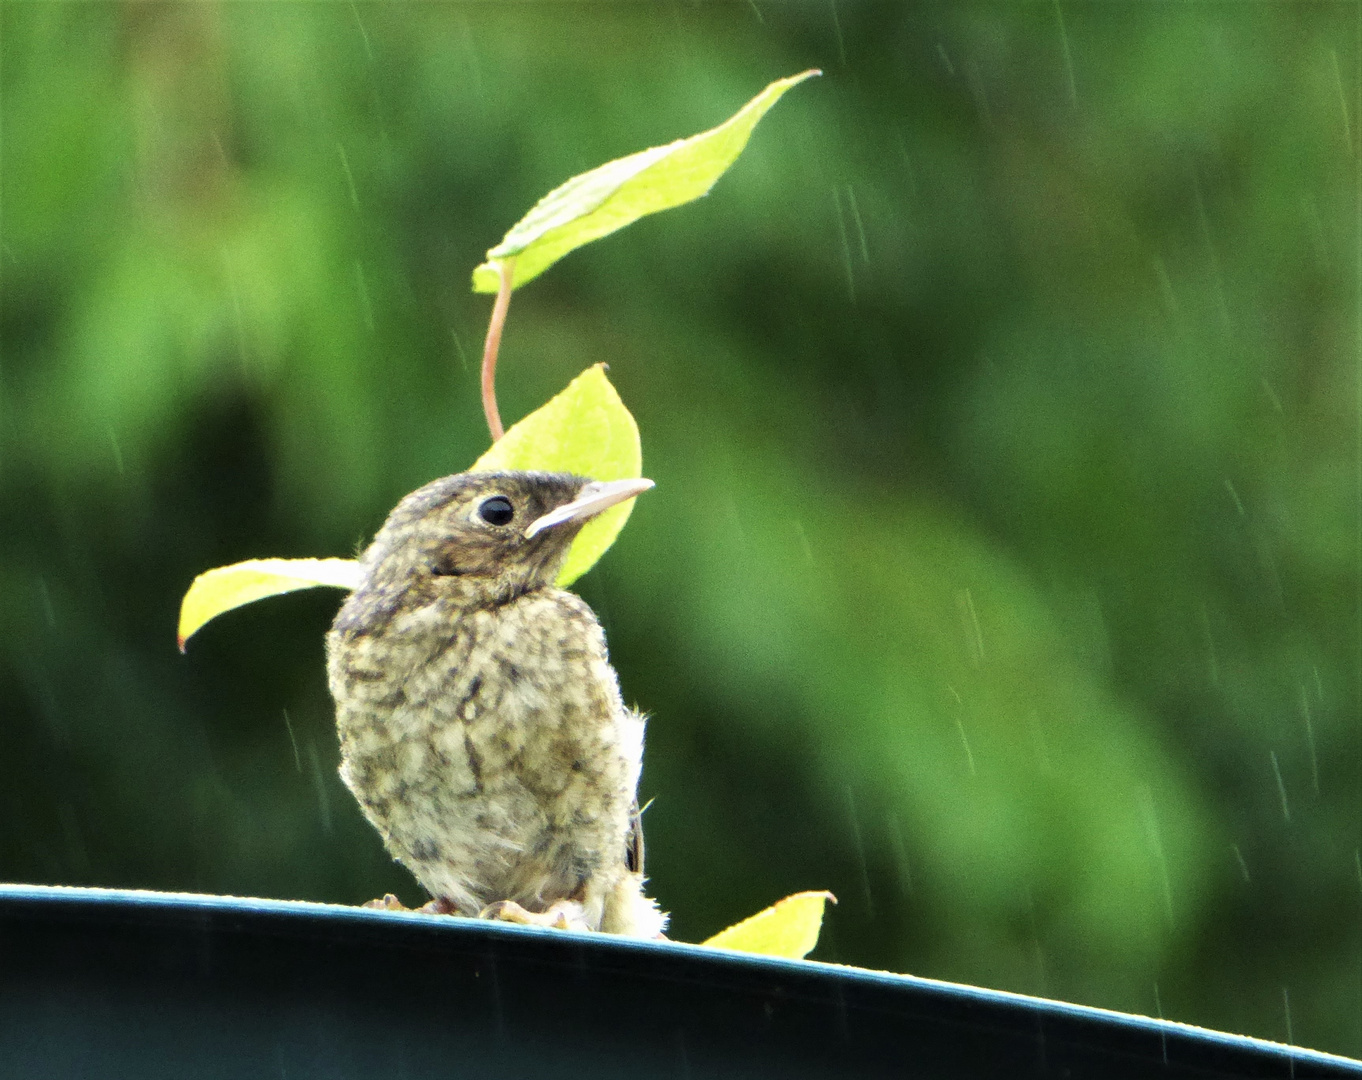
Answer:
[{"xmin": 325, "ymin": 470, "xmax": 666, "ymax": 937}]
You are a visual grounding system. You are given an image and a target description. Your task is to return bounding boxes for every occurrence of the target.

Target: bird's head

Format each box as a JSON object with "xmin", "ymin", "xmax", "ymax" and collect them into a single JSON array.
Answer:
[{"xmin": 357, "ymin": 471, "xmax": 653, "ymax": 609}]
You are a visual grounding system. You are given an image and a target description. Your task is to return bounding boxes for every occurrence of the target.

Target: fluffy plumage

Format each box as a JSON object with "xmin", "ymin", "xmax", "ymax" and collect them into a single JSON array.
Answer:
[{"xmin": 326, "ymin": 471, "xmax": 664, "ymax": 936}]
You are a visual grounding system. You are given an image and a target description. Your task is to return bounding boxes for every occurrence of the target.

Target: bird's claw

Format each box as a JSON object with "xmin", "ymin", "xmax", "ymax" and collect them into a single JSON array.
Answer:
[
  {"xmin": 363, "ymin": 893, "xmax": 409, "ymax": 911},
  {"xmin": 479, "ymin": 899, "xmax": 590, "ymax": 931},
  {"xmin": 362, "ymin": 893, "xmax": 456, "ymax": 916}
]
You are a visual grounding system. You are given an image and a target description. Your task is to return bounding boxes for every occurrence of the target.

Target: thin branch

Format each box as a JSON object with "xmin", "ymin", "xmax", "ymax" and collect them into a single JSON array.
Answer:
[{"xmin": 480, "ymin": 257, "xmax": 516, "ymax": 441}]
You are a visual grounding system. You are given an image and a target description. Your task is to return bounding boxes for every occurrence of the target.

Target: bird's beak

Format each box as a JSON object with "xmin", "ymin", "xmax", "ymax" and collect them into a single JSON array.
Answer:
[{"xmin": 524, "ymin": 477, "xmax": 655, "ymax": 538}]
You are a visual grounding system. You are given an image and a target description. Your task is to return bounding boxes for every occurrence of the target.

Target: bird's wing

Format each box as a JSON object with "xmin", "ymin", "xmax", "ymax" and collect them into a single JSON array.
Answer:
[{"xmin": 626, "ymin": 800, "xmax": 645, "ymax": 875}]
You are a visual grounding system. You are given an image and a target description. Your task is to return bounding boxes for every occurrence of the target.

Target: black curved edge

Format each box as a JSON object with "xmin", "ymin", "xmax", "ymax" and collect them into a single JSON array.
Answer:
[{"xmin": 0, "ymin": 884, "xmax": 1357, "ymax": 1080}]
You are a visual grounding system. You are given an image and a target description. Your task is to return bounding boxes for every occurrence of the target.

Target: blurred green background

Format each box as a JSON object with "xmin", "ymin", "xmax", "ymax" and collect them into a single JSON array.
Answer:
[{"xmin": 2, "ymin": 0, "xmax": 1359, "ymax": 1057}]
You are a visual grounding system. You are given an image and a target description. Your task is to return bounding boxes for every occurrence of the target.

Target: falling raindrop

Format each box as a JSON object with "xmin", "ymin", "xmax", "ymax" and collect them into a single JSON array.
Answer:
[
  {"xmin": 1152, "ymin": 255, "xmax": 1179, "ymax": 317},
  {"xmin": 936, "ymin": 43, "xmax": 955, "ymax": 77},
  {"xmin": 1052, "ymin": 0, "xmax": 1077, "ymax": 106},
  {"xmin": 1260, "ymin": 377, "xmax": 1284, "ymax": 412},
  {"xmin": 1139, "ymin": 788, "xmax": 1174, "ymax": 925},
  {"xmin": 34, "ymin": 576, "xmax": 55, "ymax": 630},
  {"xmin": 282, "ymin": 709, "xmax": 302, "ymax": 773},
  {"xmin": 844, "ymin": 185, "xmax": 869, "ymax": 264},
  {"xmin": 965, "ymin": 60, "xmax": 992, "ymax": 126},
  {"xmin": 831, "ymin": 186, "xmax": 856, "ymax": 304},
  {"xmin": 1298, "ymin": 685, "xmax": 1320, "ymax": 796},
  {"xmin": 451, "ymin": 329, "xmax": 470, "ymax": 372},
  {"xmin": 1224, "ymin": 479, "xmax": 1245, "ymax": 516},
  {"xmin": 1330, "ymin": 48, "xmax": 1353, "ymax": 154},
  {"xmin": 791, "ymin": 519, "xmax": 814, "ymax": 564},
  {"xmin": 1190, "ymin": 167, "xmax": 1231, "ymax": 331},
  {"xmin": 845, "ymin": 787, "xmax": 874, "ymax": 918},
  {"xmin": 349, "ymin": 2, "xmax": 374, "ymax": 63},
  {"xmin": 956, "ymin": 588, "xmax": 985, "ymax": 667},
  {"xmin": 1270, "ymin": 751, "xmax": 1291, "ymax": 824},
  {"xmin": 306, "ymin": 741, "xmax": 333, "ymax": 834},
  {"xmin": 458, "ymin": 14, "xmax": 485, "ymax": 103},
  {"xmin": 829, "ymin": 0, "xmax": 847, "ymax": 67},
  {"xmin": 1153, "ymin": 983, "xmax": 1169, "ymax": 1065},
  {"xmin": 954, "ymin": 716, "xmax": 977, "ymax": 777},
  {"xmin": 1283, "ymin": 986, "xmax": 1296, "ymax": 1079},
  {"xmin": 337, "ymin": 144, "xmax": 360, "ymax": 209}
]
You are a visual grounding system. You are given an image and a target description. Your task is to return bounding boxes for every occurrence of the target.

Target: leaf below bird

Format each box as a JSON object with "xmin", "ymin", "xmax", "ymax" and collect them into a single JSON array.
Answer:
[
  {"xmin": 471, "ymin": 69, "xmax": 820, "ymax": 294},
  {"xmin": 178, "ymin": 558, "xmax": 363, "ymax": 650},
  {"xmin": 702, "ymin": 891, "xmax": 836, "ymax": 960},
  {"xmin": 473, "ymin": 363, "xmax": 641, "ymax": 588}
]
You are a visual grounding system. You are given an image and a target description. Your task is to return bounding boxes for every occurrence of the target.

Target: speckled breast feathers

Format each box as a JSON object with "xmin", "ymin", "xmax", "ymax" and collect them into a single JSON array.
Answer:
[{"xmin": 326, "ymin": 471, "xmax": 663, "ymax": 937}]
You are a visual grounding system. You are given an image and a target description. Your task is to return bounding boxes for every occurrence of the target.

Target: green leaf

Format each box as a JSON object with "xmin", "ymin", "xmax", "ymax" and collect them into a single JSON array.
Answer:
[
  {"xmin": 472, "ymin": 363, "xmax": 642, "ymax": 588},
  {"xmin": 472, "ymin": 69, "xmax": 820, "ymax": 294},
  {"xmin": 178, "ymin": 558, "xmax": 363, "ymax": 651},
  {"xmin": 702, "ymin": 891, "xmax": 836, "ymax": 959}
]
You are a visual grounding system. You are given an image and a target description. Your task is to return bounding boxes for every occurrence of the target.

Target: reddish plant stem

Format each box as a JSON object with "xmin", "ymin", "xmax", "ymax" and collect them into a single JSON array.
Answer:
[{"xmin": 480, "ymin": 257, "xmax": 516, "ymax": 442}]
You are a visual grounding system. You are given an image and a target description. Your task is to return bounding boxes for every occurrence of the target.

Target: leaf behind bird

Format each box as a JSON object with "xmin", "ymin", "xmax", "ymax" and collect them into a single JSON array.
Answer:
[{"xmin": 472, "ymin": 363, "xmax": 642, "ymax": 589}]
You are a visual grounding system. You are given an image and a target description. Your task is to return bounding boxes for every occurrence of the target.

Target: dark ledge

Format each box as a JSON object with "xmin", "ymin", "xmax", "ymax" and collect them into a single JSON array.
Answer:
[{"xmin": 0, "ymin": 884, "xmax": 1356, "ymax": 1080}]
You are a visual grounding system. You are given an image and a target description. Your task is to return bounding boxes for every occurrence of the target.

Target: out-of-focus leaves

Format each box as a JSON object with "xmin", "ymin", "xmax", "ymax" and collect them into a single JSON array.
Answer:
[
  {"xmin": 473, "ymin": 364, "xmax": 642, "ymax": 588},
  {"xmin": 178, "ymin": 559, "xmax": 362, "ymax": 650},
  {"xmin": 4, "ymin": 3, "xmax": 1360, "ymax": 1057},
  {"xmin": 702, "ymin": 891, "xmax": 835, "ymax": 959},
  {"xmin": 471, "ymin": 70, "xmax": 819, "ymax": 293},
  {"xmin": 616, "ymin": 379, "xmax": 1215, "ymax": 975}
]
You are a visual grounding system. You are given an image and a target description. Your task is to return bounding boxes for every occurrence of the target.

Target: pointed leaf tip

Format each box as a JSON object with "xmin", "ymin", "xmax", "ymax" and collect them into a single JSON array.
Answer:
[
  {"xmin": 702, "ymin": 890, "xmax": 836, "ymax": 959},
  {"xmin": 178, "ymin": 557, "xmax": 363, "ymax": 649},
  {"xmin": 472, "ymin": 69, "xmax": 821, "ymax": 293}
]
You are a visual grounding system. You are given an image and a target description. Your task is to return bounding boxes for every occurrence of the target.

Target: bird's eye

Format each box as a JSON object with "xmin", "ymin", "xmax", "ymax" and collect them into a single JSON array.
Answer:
[{"xmin": 478, "ymin": 495, "xmax": 515, "ymax": 526}]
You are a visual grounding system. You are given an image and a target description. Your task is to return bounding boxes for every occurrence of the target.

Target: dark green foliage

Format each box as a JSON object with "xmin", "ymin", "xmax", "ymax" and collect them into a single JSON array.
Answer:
[{"xmin": 1, "ymin": 2, "xmax": 1357, "ymax": 1056}]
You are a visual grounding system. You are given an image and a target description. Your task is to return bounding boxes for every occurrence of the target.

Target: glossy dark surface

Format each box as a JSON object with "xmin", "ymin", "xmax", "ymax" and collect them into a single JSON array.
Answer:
[{"xmin": 0, "ymin": 886, "xmax": 1357, "ymax": 1079}]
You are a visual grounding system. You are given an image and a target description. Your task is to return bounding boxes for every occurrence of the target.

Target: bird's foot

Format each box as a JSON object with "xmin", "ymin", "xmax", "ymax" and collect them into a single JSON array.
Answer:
[
  {"xmin": 362, "ymin": 893, "xmax": 409, "ymax": 911},
  {"xmin": 362, "ymin": 893, "xmax": 457, "ymax": 916},
  {"xmin": 479, "ymin": 899, "xmax": 591, "ymax": 931}
]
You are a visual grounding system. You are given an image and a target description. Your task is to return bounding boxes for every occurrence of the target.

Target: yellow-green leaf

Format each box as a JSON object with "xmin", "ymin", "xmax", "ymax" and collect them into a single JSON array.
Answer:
[
  {"xmin": 472, "ymin": 363, "xmax": 641, "ymax": 588},
  {"xmin": 702, "ymin": 891, "xmax": 836, "ymax": 960},
  {"xmin": 472, "ymin": 69, "xmax": 820, "ymax": 294},
  {"xmin": 178, "ymin": 558, "xmax": 362, "ymax": 651}
]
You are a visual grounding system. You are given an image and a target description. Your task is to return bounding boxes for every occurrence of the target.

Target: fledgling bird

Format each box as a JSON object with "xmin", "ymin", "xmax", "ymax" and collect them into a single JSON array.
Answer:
[{"xmin": 326, "ymin": 470, "xmax": 665, "ymax": 937}]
